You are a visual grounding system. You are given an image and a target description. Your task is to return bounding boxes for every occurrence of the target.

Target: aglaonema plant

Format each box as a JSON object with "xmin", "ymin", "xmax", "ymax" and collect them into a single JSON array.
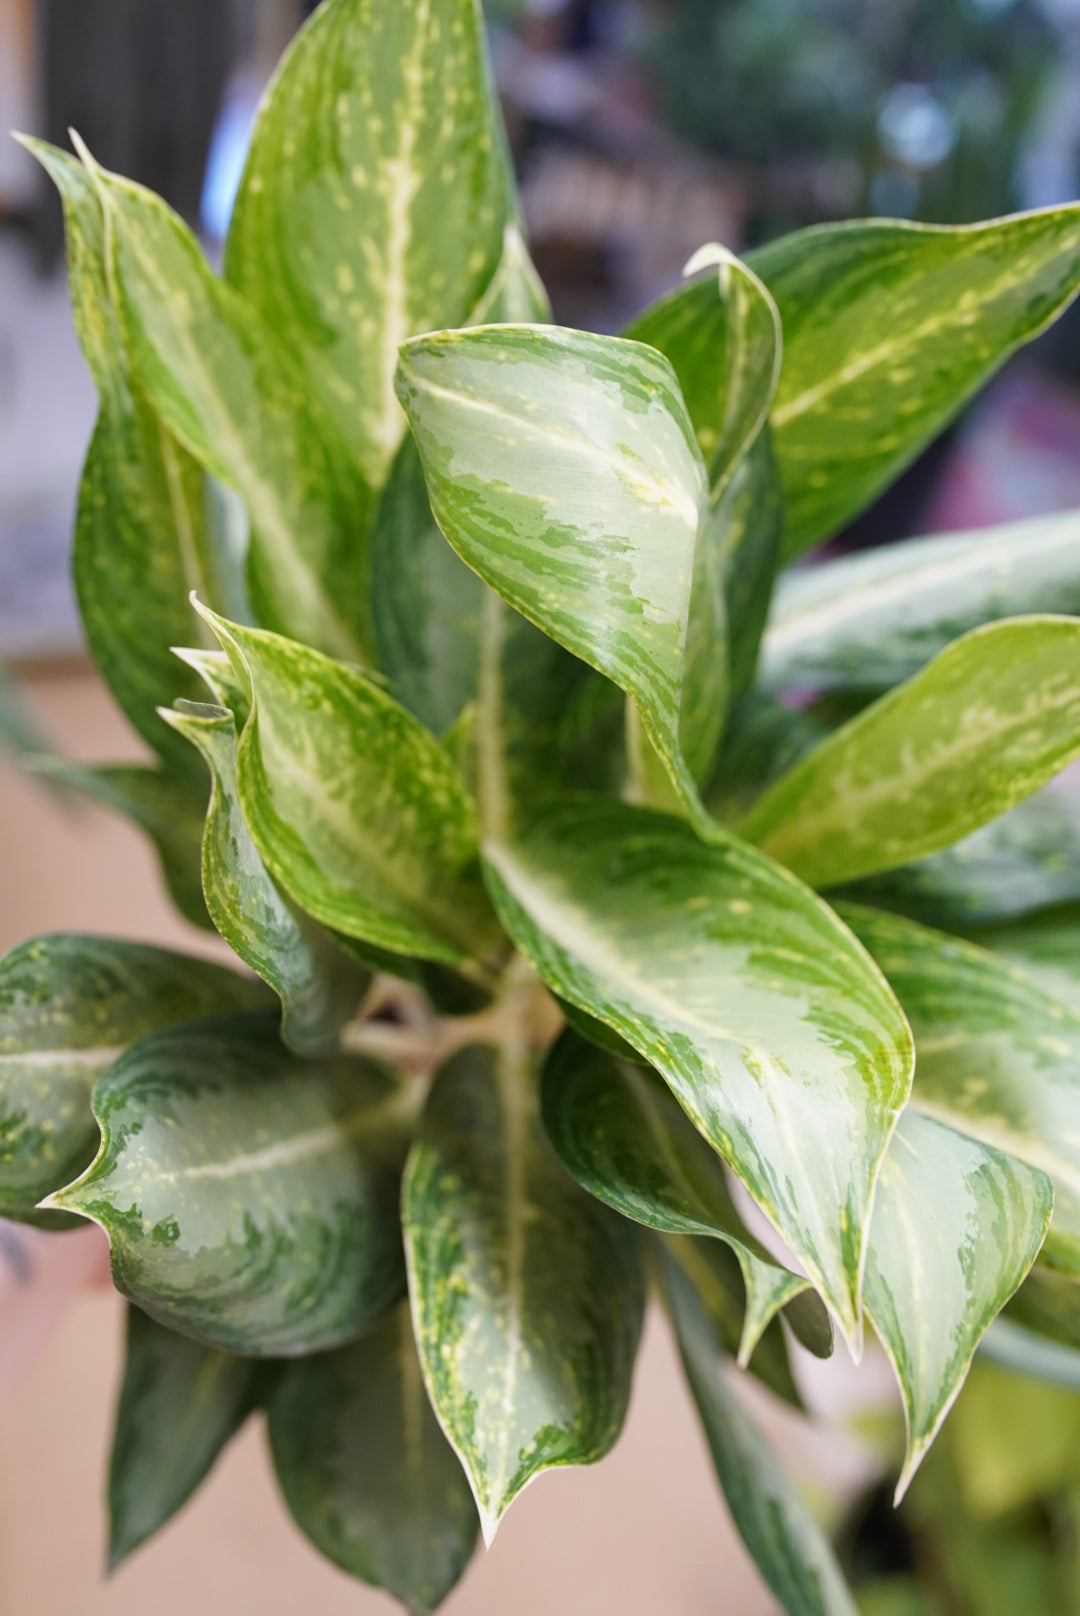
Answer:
[{"xmin": 9, "ymin": 1, "xmax": 1080, "ymax": 1609}]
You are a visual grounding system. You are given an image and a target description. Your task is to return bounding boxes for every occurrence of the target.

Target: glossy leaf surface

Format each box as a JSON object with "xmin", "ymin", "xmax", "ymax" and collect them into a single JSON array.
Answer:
[
  {"xmin": 161, "ymin": 702, "xmax": 369, "ymax": 1055},
  {"xmin": 403, "ymin": 1042, "xmax": 645, "ymax": 1543},
  {"xmin": 626, "ymin": 243, "xmax": 781, "ymax": 495},
  {"xmin": 31, "ymin": 759, "xmax": 210, "ymax": 930},
  {"xmin": 109, "ymin": 1305, "xmax": 256, "ymax": 1569},
  {"xmin": 81, "ymin": 150, "xmax": 373, "ymax": 663},
  {"xmin": 269, "ymin": 1305, "xmax": 478, "ymax": 1613},
  {"xmin": 369, "ymin": 436, "xmax": 595, "ymax": 819},
  {"xmin": 203, "ymin": 611, "xmax": 496, "ymax": 966},
  {"xmin": 396, "ymin": 324, "xmax": 721, "ymax": 813},
  {"xmin": 49, "ymin": 1015, "xmax": 410, "ymax": 1354},
  {"xmin": 483, "ymin": 799, "xmax": 913, "ymax": 1342},
  {"xmin": 741, "ymin": 617, "xmax": 1080, "ymax": 890},
  {"xmin": 842, "ymin": 903, "xmax": 1080, "ymax": 1273},
  {"xmin": 626, "ymin": 250, "xmax": 784, "ymax": 702},
  {"xmin": 227, "ymin": 0, "xmax": 515, "ymax": 490},
  {"xmin": 864, "ymin": 1109, "xmax": 1051, "ymax": 1499},
  {"xmin": 845, "ymin": 787, "xmax": 1080, "ymax": 930},
  {"xmin": 540, "ymin": 1031, "xmax": 831, "ymax": 1364},
  {"xmin": 664, "ymin": 1252, "xmax": 859, "ymax": 1616},
  {"xmin": 23, "ymin": 140, "xmax": 212, "ymax": 783},
  {"xmin": 0, "ymin": 936, "xmax": 266, "ymax": 1227},
  {"xmin": 749, "ymin": 208, "xmax": 1080, "ymax": 555},
  {"xmin": 761, "ymin": 510, "xmax": 1080, "ymax": 696}
]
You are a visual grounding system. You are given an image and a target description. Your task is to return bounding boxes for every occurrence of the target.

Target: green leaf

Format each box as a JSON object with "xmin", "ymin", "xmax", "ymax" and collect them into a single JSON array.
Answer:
[
  {"xmin": 160, "ymin": 702, "xmax": 370, "ymax": 1055},
  {"xmin": 710, "ymin": 430, "xmax": 785, "ymax": 702},
  {"xmin": 840, "ymin": 903, "xmax": 1080, "ymax": 1275},
  {"xmin": 761, "ymin": 510, "xmax": 1080, "ymax": 697},
  {"xmin": 402, "ymin": 1041, "xmax": 645, "ymax": 1543},
  {"xmin": 30, "ymin": 759, "xmax": 210, "ymax": 930},
  {"xmin": 109, "ymin": 1305, "xmax": 257, "ymax": 1569},
  {"xmin": 396, "ymin": 324, "xmax": 723, "ymax": 818},
  {"xmin": 0, "ymin": 936, "xmax": 267, "ymax": 1228},
  {"xmin": 20, "ymin": 139, "xmax": 215, "ymax": 785},
  {"xmin": 863, "ymin": 1109, "xmax": 1051, "ymax": 1500},
  {"xmin": 625, "ymin": 247, "xmax": 785, "ymax": 704},
  {"xmin": 76, "ymin": 143, "xmax": 373, "ymax": 664},
  {"xmin": 661, "ymin": 1233, "xmax": 812, "ymax": 1410},
  {"xmin": 201, "ymin": 609, "xmax": 498, "ymax": 968},
  {"xmin": 268, "ymin": 1305, "xmax": 478, "ymax": 1614},
  {"xmin": 48, "ymin": 1013, "xmax": 411, "ymax": 1354},
  {"xmin": 978, "ymin": 904, "xmax": 1080, "ymax": 1009},
  {"xmin": 741, "ymin": 617, "xmax": 1080, "ymax": 890},
  {"xmin": 706, "ymin": 693, "xmax": 828, "ymax": 826},
  {"xmin": 482, "ymin": 798, "xmax": 913, "ymax": 1344},
  {"xmin": 173, "ymin": 646, "xmax": 251, "ymax": 726},
  {"xmin": 467, "ymin": 223, "xmax": 551, "ymax": 325},
  {"xmin": 748, "ymin": 208, "xmax": 1080, "ymax": 556},
  {"xmin": 663, "ymin": 1249, "xmax": 860, "ymax": 1616},
  {"xmin": 225, "ymin": 0, "xmax": 517, "ymax": 491},
  {"xmin": 626, "ymin": 243, "xmax": 781, "ymax": 495},
  {"xmin": 540, "ymin": 1030, "xmax": 832, "ymax": 1364},
  {"xmin": 369, "ymin": 435, "xmax": 595, "ymax": 819},
  {"xmin": 1005, "ymin": 1263, "xmax": 1080, "ymax": 1352},
  {"xmin": 843, "ymin": 788, "xmax": 1080, "ymax": 931}
]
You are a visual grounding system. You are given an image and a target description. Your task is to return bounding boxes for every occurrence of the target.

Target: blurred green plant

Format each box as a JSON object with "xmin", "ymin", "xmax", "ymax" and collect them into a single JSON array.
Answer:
[{"xmin": 646, "ymin": 0, "xmax": 1055, "ymax": 237}]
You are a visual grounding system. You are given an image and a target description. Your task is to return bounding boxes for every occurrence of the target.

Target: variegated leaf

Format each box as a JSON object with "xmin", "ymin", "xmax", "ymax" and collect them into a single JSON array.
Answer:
[
  {"xmin": 482, "ymin": 798, "xmax": 913, "ymax": 1344},
  {"xmin": 30, "ymin": 758, "xmax": 210, "ymax": 930},
  {"xmin": 626, "ymin": 242, "xmax": 781, "ymax": 495},
  {"xmin": 841, "ymin": 903, "xmax": 1080, "ymax": 1275},
  {"xmin": 160, "ymin": 702, "xmax": 370, "ymax": 1055},
  {"xmin": 864, "ymin": 1109, "xmax": 1051, "ymax": 1500},
  {"xmin": 402, "ymin": 1041, "xmax": 645, "ymax": 1543},
  {"xmin": 540, "ymin": 1030, "xmax": 832, "ymax": 1364},
  {"xmin": 109, "ymin": 1305, "xmax": 257, "ymax": 1569},
  {"xmin": 0, "ymin": 936, "xmax": 267, "ymax": 1228},
  {"xmin": 762, "ymin": 509, "xmax": 1080, "ymax": 696},
  {"xmin": 844, "ymin": 787, "xmax": 1080, "ymax": 931},
  {"xmin": 74, "ymin": 142, "xmax": 373, "ymax": 664},
  {"xmin": 396, "ymin": 324, "xmax": 723, "ymax": 818},
  {"xmin": 369, "ymin": 435, "xmax": 597, "ymax": 828},
  {"xmin": 173, "ymin": 646, "xmax": 250, "ymax": 726},
  {"xmin": 979, "ymin": 905, "xmax": 1080, "ymax": 1010},
  {"xmin": 200, "ymin": 608, "xmax": 499, "ymax": 968},
  {"xmin": 663, "ymin": 1250, "xmax": 860, "ymax": 1616},
  {"xmin": 20, "ymin": 140, "xmax": 215, "ymax": 784},
  {"xmin": 269, "ymin": 1305, "xmax": 479, "ymax": 1613},
  {"xmin": 226, "ymin": 0, "xmax": 517, "ymax": 490},
  {"xmin": 749, "ymin": 208, "xmax": 1080, "ymax": 556},
  {"xmin": 48, "ymin": 1014, "xmax": 411, "ymax": 1354},
  {"xmin": 467, "ymin": 222, "xmax": 551, "ymax": 325},
  {"xmin": 626, "ymin": 246, "xmax": 784, "ymax": 705},
  {"xmin": 741, "ymin": 617, "xmax": 1080, "ymax": 890}
]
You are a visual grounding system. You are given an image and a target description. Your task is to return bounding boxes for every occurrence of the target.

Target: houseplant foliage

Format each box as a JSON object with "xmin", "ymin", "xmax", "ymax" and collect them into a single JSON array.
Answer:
[{"xmin": 9, "ymin": 0, "xmax": 1080, "ymax": 1608}]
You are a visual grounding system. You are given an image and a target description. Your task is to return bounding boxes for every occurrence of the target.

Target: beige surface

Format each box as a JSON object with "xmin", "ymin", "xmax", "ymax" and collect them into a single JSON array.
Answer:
[{"xmin": 0, "ymin": 665, "xmax": 782, "ymax": 1615}]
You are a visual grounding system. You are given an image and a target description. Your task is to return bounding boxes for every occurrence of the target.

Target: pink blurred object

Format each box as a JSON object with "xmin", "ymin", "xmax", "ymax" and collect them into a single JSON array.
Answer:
[
  {"xmin": 923, "ymin": 365, "xmax": 1080, "ymax": 534},
  {"xmin": 0, "ymin": 1220, "xmax": 111, "ymax": 1405}
]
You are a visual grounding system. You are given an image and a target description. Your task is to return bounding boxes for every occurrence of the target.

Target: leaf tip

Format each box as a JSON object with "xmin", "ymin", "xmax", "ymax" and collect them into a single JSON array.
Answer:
[{"xmin": 683, "ymin": 242, "xmax": 737, "ymax": 279}]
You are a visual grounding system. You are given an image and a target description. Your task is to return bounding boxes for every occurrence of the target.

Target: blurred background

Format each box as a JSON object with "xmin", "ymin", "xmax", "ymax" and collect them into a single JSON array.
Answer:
[{"xmin": 6, "ymin": 1, "xmax": 1080, "ymax": 1610}]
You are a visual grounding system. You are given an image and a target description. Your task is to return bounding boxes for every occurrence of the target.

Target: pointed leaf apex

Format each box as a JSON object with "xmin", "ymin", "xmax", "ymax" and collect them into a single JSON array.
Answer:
[
  {"xmin": 683, "ymin": 242, "xmax": 738, "ymax": 279},
  {"xmin": 68, "ymin": 127, "xmax": 98, "ymax": 175}
]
